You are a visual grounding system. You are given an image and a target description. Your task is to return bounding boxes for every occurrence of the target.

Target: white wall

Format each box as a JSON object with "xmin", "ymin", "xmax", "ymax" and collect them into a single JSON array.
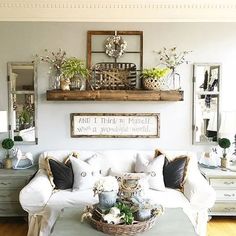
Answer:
[{"xmin": 0, "ymin": 22, "xmax": 236, "ymax": 160}]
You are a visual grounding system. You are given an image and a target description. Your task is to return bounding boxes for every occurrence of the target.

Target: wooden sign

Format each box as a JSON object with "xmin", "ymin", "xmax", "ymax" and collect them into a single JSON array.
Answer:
[{"xmin": 70, "ymin": 113, "xmax": 160, "ymax": 138}]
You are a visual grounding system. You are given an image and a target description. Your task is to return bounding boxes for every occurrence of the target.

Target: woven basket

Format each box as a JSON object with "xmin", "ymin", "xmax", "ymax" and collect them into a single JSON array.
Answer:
[
  {"xmin": 92, "ymin": 62, "xmax": 137, "ymax": 90},
  {"xmin": 142, "ymin": 77, "xmax": 167, "ymax": 91},
  {"xmin": 89, "ymin": 214, "xmax": 157, "ymax": 236}
]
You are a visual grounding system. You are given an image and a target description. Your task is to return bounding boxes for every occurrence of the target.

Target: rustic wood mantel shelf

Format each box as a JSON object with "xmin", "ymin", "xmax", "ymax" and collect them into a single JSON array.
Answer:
[{"xmin": 46, "ymin": 90, "xmax": 184, "ymax": 101}]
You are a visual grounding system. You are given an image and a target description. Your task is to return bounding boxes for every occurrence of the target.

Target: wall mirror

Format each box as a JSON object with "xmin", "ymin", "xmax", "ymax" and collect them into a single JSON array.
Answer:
[
  {"xmin": 7, "ymin": 62, "xmax": 38, "ymax": 144},
  {"xmin": 192, "ymin": 63, "xmax": 221, "ymax": 144}
]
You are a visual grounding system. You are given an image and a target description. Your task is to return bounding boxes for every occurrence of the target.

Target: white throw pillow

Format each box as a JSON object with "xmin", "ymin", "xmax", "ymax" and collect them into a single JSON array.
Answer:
[
  {"xmin": 135, "ymin": 154, "xmax": 165, "ymax": 191},
  {"xmin": 70, "ymin": 156, "xmax": 102, "ymax": 191},
  {"xmin": 86, "ymin": 153, "xmax": 104, "ymax": 175}
]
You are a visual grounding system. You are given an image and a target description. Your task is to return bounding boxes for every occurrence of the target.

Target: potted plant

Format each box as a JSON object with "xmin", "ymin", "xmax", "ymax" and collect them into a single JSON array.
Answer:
[
  {"xmin": 218, "ymin": 138, "xmax": 231, "ymax": 168},
  {"xmin": 142, "ymin": 67, "xmax": 170, "ymax": 91},
  {"xmin": 19, "ymin": 108, "xmax": 32, "ymax": 130},
  {"xmin": 61, "ymin": 57, "xmax": 89, "ymax": 90},
  {"xmin": 1, "ymin": 138, "xmax": 14, "ymax": 169},
  {"xmin": 93, "ymin": 176, "xmax": 119, "ymax": 209}
]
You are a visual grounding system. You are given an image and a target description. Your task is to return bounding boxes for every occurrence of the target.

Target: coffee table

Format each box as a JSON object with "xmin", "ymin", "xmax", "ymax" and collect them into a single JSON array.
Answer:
[{"xmin": 51, "ymin": 206, "xmax": 197, "ymax": 236}]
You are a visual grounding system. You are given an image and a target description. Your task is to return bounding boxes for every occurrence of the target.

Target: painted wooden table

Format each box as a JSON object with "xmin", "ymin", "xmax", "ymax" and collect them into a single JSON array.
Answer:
[
  {"xmin": 0, "ymin": 167, "xmax": 37, "ymax": 217},
  {"xmin": 51, "ymin": 207, "xmax": 197, "ymax": 236},
  {"xmin": 199, "ymin": 165, "xmax": 236, "ymax": 216}
]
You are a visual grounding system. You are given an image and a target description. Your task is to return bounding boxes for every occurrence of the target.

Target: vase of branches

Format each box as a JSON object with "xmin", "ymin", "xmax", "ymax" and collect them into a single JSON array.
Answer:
[{"xmin": 155, "ymin": 47, "xmax": 191, "ymax": 90}]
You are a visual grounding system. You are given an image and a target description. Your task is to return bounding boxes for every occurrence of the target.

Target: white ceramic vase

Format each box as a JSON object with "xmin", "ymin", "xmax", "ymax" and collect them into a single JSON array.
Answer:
[{"xmin": 98, "ymin": 191, "xmax": 117, "ymax": 209}]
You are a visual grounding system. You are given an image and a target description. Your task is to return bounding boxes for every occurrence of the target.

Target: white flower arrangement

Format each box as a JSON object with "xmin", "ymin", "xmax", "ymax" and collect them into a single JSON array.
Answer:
[
  {"xmin": 155, "ymin": 47, "xmax": 191, "ymax": 70},
  {"xmin": 93, "ymin": 176, "xmax": 119, "ymax": 196}
]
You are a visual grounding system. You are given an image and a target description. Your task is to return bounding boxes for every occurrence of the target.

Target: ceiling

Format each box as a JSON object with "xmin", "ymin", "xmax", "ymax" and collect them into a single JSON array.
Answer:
[{"xmin": 0, "ymin": 0, "xmax": 236, "ymax": 22}]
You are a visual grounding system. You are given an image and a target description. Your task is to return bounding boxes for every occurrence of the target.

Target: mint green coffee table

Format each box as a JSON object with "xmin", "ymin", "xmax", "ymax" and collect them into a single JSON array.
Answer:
[{"xmin": 51, "ymin": 206, "xmax": 197, "ymax": 236}]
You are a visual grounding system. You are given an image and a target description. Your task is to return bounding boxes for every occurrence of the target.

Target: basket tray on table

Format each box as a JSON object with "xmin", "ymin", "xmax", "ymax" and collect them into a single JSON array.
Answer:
[{"xmin": 88, "ymin": 208, "xmax": 159, "ymax": 236}]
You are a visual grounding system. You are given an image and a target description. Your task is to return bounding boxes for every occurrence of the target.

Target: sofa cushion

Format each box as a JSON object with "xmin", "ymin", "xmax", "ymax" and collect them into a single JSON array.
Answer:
[
  {"xmin": 47, "ymin": 189, "xmax": 98, "ymax": 208},
  {"xmin": 48, "ymin": 158, "xmax": 74, "ymax": 190},
  {"xmin": 70, "ymin": 156, "xmax": 102, "ymax": 191},
  {"xmin": 39, "ymin": 150, "xmax": 101, "ymax": 170},
  {"xmin": 135, "ymin": 154, "xmax": 165, "ymax": 191},
  {"xmin": 45, "ymin": 153, "xmax": 79, "ymax": 189},
  {"xmin": 163, "ymin": 155, "xmax": 189, "ymax": 190},
  {"xmin": 45, "ymin": 156, "xmax": 72, "ymax": 189},
  {"xmin": 145, "ymin": 188, "xmax": 191, "ymax": 208},
  {"xmin": 86, "ymin": 153, "xmax": 105, "ymax": 175},
  {"xmin": 155, "ymin": 149, "xmax": 190, "ymax": 190}
]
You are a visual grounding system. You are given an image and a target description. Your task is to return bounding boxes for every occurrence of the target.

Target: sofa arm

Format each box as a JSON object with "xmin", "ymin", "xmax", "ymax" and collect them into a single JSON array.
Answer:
[
  {"xmin": 183, "ymin": 171, "xmax": 216, "ymax": 210},
  {"xmin": 19, "ymin": 169, "xmax": 54, "ymax": 213}
]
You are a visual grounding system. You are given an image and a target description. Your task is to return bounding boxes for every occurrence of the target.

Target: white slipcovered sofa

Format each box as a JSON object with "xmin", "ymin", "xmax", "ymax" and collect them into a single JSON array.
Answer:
[{"xmin": 20, "ymin": 149, "xmax": 216, "ymax": 236}]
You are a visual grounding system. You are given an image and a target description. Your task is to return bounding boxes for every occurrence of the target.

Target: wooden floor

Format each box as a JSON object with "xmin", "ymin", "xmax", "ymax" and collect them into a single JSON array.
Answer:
[
  {"xmin": 207, "ymin": 216, "xmax": 236, "ymax": 236},
  {"xmin": 0, "ymin": 218, "xmax": 27, "ymax": 236},
  {"xmin": 0, "ymin": 216, "xmax": 235, "ymax": 236}
]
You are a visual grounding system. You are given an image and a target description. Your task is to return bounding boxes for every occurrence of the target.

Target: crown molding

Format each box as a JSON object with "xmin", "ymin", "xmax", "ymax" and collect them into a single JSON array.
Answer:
[{"xmin": 1, "ymin": 1, "xmax": 236, "ymax": 22}]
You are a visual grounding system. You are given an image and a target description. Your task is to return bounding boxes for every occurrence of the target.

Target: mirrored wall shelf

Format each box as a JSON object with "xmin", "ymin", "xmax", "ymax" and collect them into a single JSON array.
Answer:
[{"xmin": 46, "ymin": 90, "xmax": 184, "ymax": 101}]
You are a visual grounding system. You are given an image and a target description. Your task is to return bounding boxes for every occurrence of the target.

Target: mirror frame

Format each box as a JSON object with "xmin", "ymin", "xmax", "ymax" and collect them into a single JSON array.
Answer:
[
  {"xmin": 7, "ymin": 62, "xmax": 38, "ymax": 145},
  {"xmin": 192, "ymin": 63, "xmax": 221, "ymax": 145}
]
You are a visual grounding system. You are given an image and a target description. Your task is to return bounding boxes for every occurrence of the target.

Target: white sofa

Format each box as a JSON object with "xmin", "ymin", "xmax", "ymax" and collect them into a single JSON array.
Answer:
[{"xmin": 20, "ymin": 150, "xmax": 216, "ymax": 236}]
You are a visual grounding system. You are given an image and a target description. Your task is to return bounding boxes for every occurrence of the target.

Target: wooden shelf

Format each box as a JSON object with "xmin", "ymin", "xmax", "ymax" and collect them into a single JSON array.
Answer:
[{"xmin": 46, "ymin": 90, "xmax": 184, "ymax": 101}]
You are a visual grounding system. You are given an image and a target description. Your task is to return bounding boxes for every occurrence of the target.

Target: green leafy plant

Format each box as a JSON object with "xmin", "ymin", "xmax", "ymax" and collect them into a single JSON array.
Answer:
[
  {"xmin": 19, "ymin": 109, "xmax": 31, "ymax": 125},
  {"xmin": 218, "ymin": 138, "xmax": 231, "ymax": 158},
  {"xmin": 61, "ymin": 57, "xmax": 89, "ymax": 80},
  {"xmin": 142, "ymin": 67, "xmax": 170, "ymax": 80},
  {"xmin": 1, "ymin": 138, "xmax": 14, "ymax": 158},
  {"xmin": 115, "ymin": 202, "xmax": 134, "ymax": 225}
]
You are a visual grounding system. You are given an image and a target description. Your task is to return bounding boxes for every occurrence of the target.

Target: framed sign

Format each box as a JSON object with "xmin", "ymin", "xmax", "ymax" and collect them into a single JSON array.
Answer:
[{"xmin": 71, "ymin": 113, "xmax": 160, "ymax": 138}]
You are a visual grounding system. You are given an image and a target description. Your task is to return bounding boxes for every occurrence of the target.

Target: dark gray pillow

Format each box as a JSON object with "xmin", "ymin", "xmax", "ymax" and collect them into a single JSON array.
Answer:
[
  {"xmin": 48, "ymin": 159, "xmax": 74, "ymax": 190},
  {"xmin": 163, "ymin": 155, "xmax": 189, "ymax": 189}
]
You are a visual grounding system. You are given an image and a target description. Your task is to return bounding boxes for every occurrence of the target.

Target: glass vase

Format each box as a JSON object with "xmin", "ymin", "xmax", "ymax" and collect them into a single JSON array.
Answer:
[
  {"xmin": 49, "ymin": 68, "xmax": 61, "ymax": 90},
  {"xmin": 168, "ymin": 68, "xmax": 181, "ymax": 90}
]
